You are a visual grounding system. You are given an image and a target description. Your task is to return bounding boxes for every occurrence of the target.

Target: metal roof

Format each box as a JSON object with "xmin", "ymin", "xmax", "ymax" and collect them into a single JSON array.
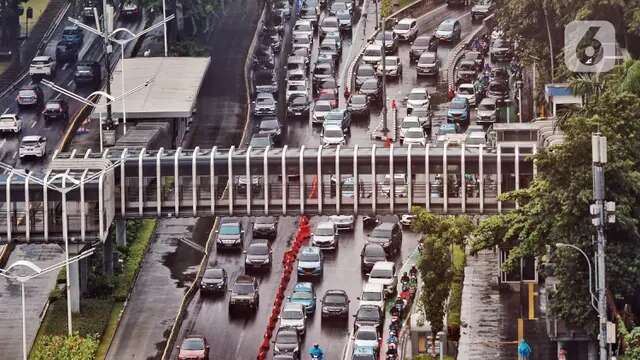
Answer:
[{"xmin": 89, "ymin": 57, "xmax": 210, "ymax": 120}]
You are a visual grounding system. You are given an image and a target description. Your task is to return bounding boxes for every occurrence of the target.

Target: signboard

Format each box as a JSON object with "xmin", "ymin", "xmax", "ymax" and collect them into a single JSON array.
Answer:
[{"xmin": 607, "ymin": 321, "xmax": 616, "ymax": 344}]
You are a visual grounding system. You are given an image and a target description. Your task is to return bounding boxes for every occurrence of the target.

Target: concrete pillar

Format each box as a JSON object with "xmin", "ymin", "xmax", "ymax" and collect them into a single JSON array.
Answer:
[
  {"xmin": 103, "ymin": 237, "xmax": 113, "ymax": 276},
  {"xmin": 79, "ymin": 256, "xmax": 89, "ymax": 295},
  {"xmin": 69, "ymin": 260, "xmax": 81, "ymax": 313},
  {"xmin": 116, "ymin": 219, "xmax": 127, "ymax": 247}
]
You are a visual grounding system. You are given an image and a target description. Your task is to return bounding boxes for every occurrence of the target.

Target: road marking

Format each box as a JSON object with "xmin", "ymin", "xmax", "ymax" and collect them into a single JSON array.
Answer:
[
  {"xmin": 0, "ymin": 139, "xmax": 6, "ymax": 149},
  {"xmin": 453, "ymin": 11, "xmax": 471, "ymax": 22},
  {"xmin": 62, "ymin": 63, "xmax": 68, "ymax": 71},
  {"xmin": 11, "ymin": 152, "xmax": 17, "ymax": 161},
  {"xmin": 2, "ymin": 107, "xmax": 9, "ymax": 115},
  {"xmin": 528, "ymin": 283, "xmax": 535, "ymax": 320},
  {"xmin": 31, "ymin": 121, "xmax": 37, "ymax": 128}
]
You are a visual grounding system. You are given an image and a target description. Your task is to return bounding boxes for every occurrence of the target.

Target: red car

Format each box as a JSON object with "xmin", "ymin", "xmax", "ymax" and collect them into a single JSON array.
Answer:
[
  {"xmin": 177, "ymin": 335, "xmax": 209, "ymax": 360},
  {"xmin": 316, "ymin": 89, "xmax": 338, "ymax": 108}
]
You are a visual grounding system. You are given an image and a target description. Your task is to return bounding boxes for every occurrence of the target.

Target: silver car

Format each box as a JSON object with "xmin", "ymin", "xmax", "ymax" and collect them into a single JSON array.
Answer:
[
  {"xmin": 312, "ymin": 221, "xmax": 339, "ymax": 250},
  {"xmin": 19, "ymin": 135, "xmax": 46, "ymax": 158}
]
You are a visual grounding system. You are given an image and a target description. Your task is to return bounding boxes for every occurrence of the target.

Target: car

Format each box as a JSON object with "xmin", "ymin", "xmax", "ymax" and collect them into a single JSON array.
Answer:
[
  {"xmin": 367, "ymin": 222, "xmax": 403, "ymax": 256},
  {"xmin": 253, "ymin": 216, "xmax": 278, "ymax": 240},
  {"xmin": 353, "ymin": 325, "xmax": 381, "ymax": 351},
  {"xmin": 299, "ymin": 6, "xmax": 319, "ymax": 28},
  {"xmin": 374, "ymin": 30, "xmax": 398, "ymax": 54},
  {"xmin": 330, "ymin": 175, "xmax": 364, "ymax": 199},
  {"xmin": 62, "ymin": 25, "xmax": 83, "ymax": 47},
  {"xmin": 250, "ymin": 133, "xmax": 274, "ymax": 148},
  {"xmin": 177, "ymin": 335, "xmax": 209, "ymax": 360},
  {"xmin": 377, "ymin": 56, "xmax": 402, "ymax": 79},
  {"xmin": 359, "ymin": 78, "xmax": 382, "ymax": 104},
  {"xmin": 463, "ymin": 50, "xmax": 485, "ymax": 70},
  {"xmin": 333, "ymin": 0, "xmax": 354, "ymax": 12},
  {"xmin": 486, "ymin": 80, "xmax": 509, "ymax": 104},
  {"xmin": 42, "ymin": 100, "xmax": 69, "ymax": 121},
  {"xmin": 368, "ymin": 261, "xmax": 398, "ymax": 297},
  {"xmin": 273, "ymin": 353, "xmax": 297, "ymax": 360},
  {"xmin": 471, "ymin": 0, "xmax": 494, "ymax": 18},
  {"xmin": 16, "ymin": 84, "xmax": 43, "ymax": 109},
  {"xmin": 253, "ymin": 92, "xmax": 277, "ymax": 117},
  {"xmin": 415, "ymin": 51, "xmax": 440, "ymax": 77},
  {"xmin": 347, "ymin": 94, "xmax": 370, "ymax": 117},
  {"xmin": 409, "ymin": 35, "xmax": 438, "ymax": 62},
  {"xmin": 312, "ymin": 100, "xmax": 335, "ymax": 125},
  {"xmin": 476, "ymin": 97, "xmax": 498, "ymax": 124},
  {"xmin": 324, "ymin": 30, "xmax": 343, "ymax": 51},
  {"xmin": 244, "ymin": 239, "xmax": 272, "ymax": 272},
  {"xmin": 293, "ymin": 19, "xmax": 314, "ymax": 39},
  {"xmin": 400, "ymin": 214, "xmax": 415, "ymax": 227},
  {"xmin": 286, "ymin": 82, "xmax": 307, "ymax": 103},
  {"xmin": 402, "ymin": 127, "xmax": 427, "ymax": 146},
  {"xmin": 292, "ymin": 33, "xmax": 313, "ymax": 53},
  {"xmin": 279, "ymin": 302, "xmax": 307, "ymax": 335},
  {"xmin": 457, "ymin": 83, "xmax": 478, "ymax": 107},
  {"xmin": 466, "ymin": 131, "xmax": 487, "ymax": 145},
  {"xmin": 329, "ymin": 1, "xmax": 349, "ymax": 16},
  {"xmin": 320, "ymin": 37, "xmax": 341, "ymax": 60},
  {"xmin": 320, "ymin": 16, "xmax": 340, "ymax": 39},
  {"xmin": 255, "ymin": 69, "xmax": 278, "ymax": 95},
  {"xmin": 312, "ymin": 221, "xmax": 338, "ymax": 250},
  {"xmin": 335, "ymin": 9, "xmax": 353, "ymax": 31},
  {"xmin": 0, "ymin": 114, "xmax": 22, "ymax": 134},
  {"xmin": 360, "ymin": 243, "xmax": 387, "ymax": 274},
  {"xmin": 254, "ymin": 44, "xmax": 275, "ymax": 70},
  {"xmin": 447, "ymin": 96, "xmax": 471, "ymax": 125},
  {"xmin": 287, "ymin": 94, "xmax": 311, "ymax": 119},
  {"xmin": 382, "ymin": 173, "xmax": 408, "ymax": 198},
  {"xmin": 55, "ymin": 40, "xmax": 79, "ymax": 63},
  {"xmin": 456, "ymin": 59, "xmax": 478, "ymax": 85},
  {"xmin": 362, "ymin": 44, "xmax": 383, "ymax": 66},
  {"xmin": 321, "ymin": 289, "xmax": 350, "ymax": 320},
  {"xmin": 436, "ymin": 123, "xmax": 461, "ymax": 144},
  {"xmin": 330, "ymin": 214, "xmax": 355, "ymax": 231},
  {"xmin": 287, "ymin": 56, "xmax": 309, "ymax": 74},
  {"xmin": 410, "ymin": 107, "xmax": 433, "ymax": 133},
  {"xmin": 262, "ymin": 32, "xmax": 282, "ymax": 53},
  {"xmin": 29, "ymin": 56, "xmax": 56, "ymax": 79},
  {"xmin": 121, "ymin": 1, "xmax": 141, "ymax": 18},
  {"xmin": 288, "ymin": 282, "xmax": 316, "ymax": 315},
  {"xmin": 18, "ymin": 135, "xmax": 47, "ymax": 159},
  {"xmin": 393, "ymin": 18, "xmax": 418, "ymax": 41},
  {"xmin": 200, "ymin": 267, "xmax": 227, "ymax": 295},
  {"xmin": 273, "ymin": 326, "xmax": 301, "ymax": 357},
  {"xmin": 314, "ymin": 77, "xmax": 338, "ymax": 97},
  {"xmin": 434, "ymin": 18, "xmax": 461, "ymax": 43},
  {"xmin": 81, "ymin": 0, "xmax": 101, "ymax": 22},
  {"xmin": 313, "ymin": 62, "xmax": 336, "ymax": 85},
  {"xmin": 265, "ymin": 14, "xmax": 285, "ymax": 35},
  {"xmin": 358, "ymin": 281, "xmax": 385, "ymax": 309},
  {"xmin": 406, "ymin": 88, "xmax": 430, "ymax": 113},
  {"xmin": 322, "ymin": 124, "xmax": 346, "ymax": 146},
  {"xmin": 317, "ymin": 90, "xmax": 339, "ymax": 109},
  {"xmin": 353, "ymin": 304, "xmax": 384, "ymax": 333},
  {"xmin": 272, "ymin": 0, "xmax": 291, "ymax": 18},
  {"xmin": 351, "ymin": 345, "xmax": 378, "ymax": 360},
  {"xmin": 287, "ymin": 68, "xmax": 307, "ymax": 85},
  {"xmin": 355, "ymin": 63, "xmax": 377, "ymax": 90},
  {"xmin": 228, "ymin": 275, "xmax": 259, "ymax": 312},
  {"xmin": 490, "ymin": 38, "xmax": 513, "ymax": 62},
  {"xmin": 74, "ymin": 61, "xmax": 101, "ymax": 86},
  {"xmin": 216, "ymin": 221, "xmax": 245, "ymax": 250},
  {"xmin": 399, "ymin": 116, "xmax": 422, "ymax": 140},
  {"xmin": 490, "ymin": 66, "xmax": 510, "ymax": 84},
  {"xmin": 297, "ymin": 246, "xmax": 323, "ymax": 278},
  {"xmin": 324, "ymin": 109, "xmax": 351, "ymax": 133}
]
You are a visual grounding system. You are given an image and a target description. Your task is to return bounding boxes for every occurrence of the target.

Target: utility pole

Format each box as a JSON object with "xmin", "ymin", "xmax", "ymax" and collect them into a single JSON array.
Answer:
[
  {"xmin": 374, "ymin": 0, "xmax": 378, "ymax": 29},
  {"xmin": 381, "ymin": 16, "xmax": 387, "ymax": 133},
  {"xmin": 102, "ymin": 0, "xmax": 116, "ymax": 145},
  {"xmin": 591, "ymin": 133, "xmax": 615, "ymax": 360}
]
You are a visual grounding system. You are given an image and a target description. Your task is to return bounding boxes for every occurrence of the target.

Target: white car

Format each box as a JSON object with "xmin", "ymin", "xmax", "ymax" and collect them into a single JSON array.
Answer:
[
  {"xmin": 368, "ymin": 261, "xmax": 397, "ymax": 297},
  {"xmin": 376, "ymin": 56, "xmax": 402, "ymax": 79},
  {"xmin": 320, "ymin": 16, "xmax": 340, "ymax": 38},
  {"xmin": 457, "ymin": 83, "xmax": 477, "ymax": 106},
  {"xmin": 362, "ymin": 44, "xmax": 383, "ymax": 66},
  {"xmin": 19, "ymin": 135, "xmax": 47, "ymax": 158},
  {"xmin": 476, "ymin": 97, "xmax": 497, "ymax": 124},
  {"xmin": 29, "ymin": 56, "xmax": 56, "ymax": 78},
  {"xmin": 312, "ymin": 221, "xmax": 338, "ymax": 250},
  {"xmin": 402, "ymin": 127, "xmax": 427, "ymax": 146},
  {"xmin": 330, "ymin": 214, "xmax": 355, "ymax": 231},
  {"xmin": 292, "ymin": 33, "xmax": 313, "ymax": 52},
  {"xmin": 400, "ymin": 214, "xmax": 415, "ymax": 227},
  {"xmin": 358, "ymin": 282, "xmax": 385, "ymax": 309},
  {"xmin": 0, "ymin": 114, "xmax": 22, "ymax": 133},
  {"xmin": 286, "ymin": 81, "xmax": 307, "ymax": 102},
  {"xmin": 353, "ymin": 326, "xmax": 381, "ymax": 351},
  {"xmin": 393, "ymin": 17, "xmax": 418, "ymax": 41},
  {"xmin": 312, "ymin": 100, "xmax": 334, "ymax": 124},
  {"xmin": 293, "ymin": 19, "xmax": 314, "ymax": 39},
  {"xmin": 399, "ymin": 116, "xmax": 421, "ymax": 140},
  {"xmin": 406, "ymin": 87, "xmax": 430, "ymax": 111},
  {"xmin": 279, "ymin": 302, "xmax": 307, "ymax": 335},
  {"xmin": 321, "ymin": 124, "xmax": 346, "ymax": 146}
]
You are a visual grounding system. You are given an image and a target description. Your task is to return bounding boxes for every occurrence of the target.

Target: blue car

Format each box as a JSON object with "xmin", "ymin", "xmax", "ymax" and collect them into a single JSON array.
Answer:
[
  {"xmin": 288, "ymin": 282, "xmax": 316, "ymax": 315},
  {"xmin": 297, "ymin": 246, "xmax": 323, "ymax": 278},
  {"xmin": 447, "ymin": 96, "xmax": 470, "ymax": 125},
  {"xmin": 62, "ymin": 26, "xmax": 84, "ymax": 48},
  {"xmin": 352, "ymin": 345, "xmax": 377, "ymax": 360}
]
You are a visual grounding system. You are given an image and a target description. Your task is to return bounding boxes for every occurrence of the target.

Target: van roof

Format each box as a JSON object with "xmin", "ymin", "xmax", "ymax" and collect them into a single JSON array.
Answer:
[
  {"xmin": 362, "ymin": 281, "xmax": 384, "ymax": 292},
  {"xmin": 371, "ymin": 261, "xmax": 394, "ymax": 271}
]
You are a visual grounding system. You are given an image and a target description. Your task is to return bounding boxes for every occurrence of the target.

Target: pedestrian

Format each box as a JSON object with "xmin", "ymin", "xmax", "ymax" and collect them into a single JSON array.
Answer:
[
  {"xmin": 447, "ymin": 86, "xmax": 455, "ymax": 101},
  {"xmin": 518, "ymin": 339, "xmax": 532, "ymax": 359}
]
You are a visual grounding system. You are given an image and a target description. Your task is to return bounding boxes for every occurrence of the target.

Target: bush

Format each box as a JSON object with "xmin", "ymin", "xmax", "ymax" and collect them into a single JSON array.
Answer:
[
  {"xmin": 85, "ymin": 273, "xmax": 115, "ymax": 298},
  {"xmin": 48, "ymin": 286, "xmax": 63, "ymax": 303},
  {"xmin": 114, "ymin": 220, "xmax": 155, "ymax": 301},
  {"xmin": 31, "ymin": 334, "xmax": 98, "ymax": 360}
]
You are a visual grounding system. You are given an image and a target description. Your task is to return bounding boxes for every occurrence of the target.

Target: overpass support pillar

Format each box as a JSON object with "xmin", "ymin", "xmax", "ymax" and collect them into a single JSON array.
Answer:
[
  {"xmin": 116, "ymin": 219, "xmax": 127, "ymax": 247},
  {"xmin": 103, "ymin": 237, "xmax": 114, "ymax": 276},
  {"xmin": 69, "ymin": 260, "xmax": 81, "ymax": 313},
  {"xmin": 79, "ymin": 256, "xmax": 89, "ymax": 295}
]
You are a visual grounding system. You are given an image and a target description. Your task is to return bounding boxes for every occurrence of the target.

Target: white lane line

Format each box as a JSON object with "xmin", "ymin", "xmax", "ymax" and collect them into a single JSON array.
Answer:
[
  {"xmin": 31, "ymin": 121, "xmax": 37, "ymax": 128},
  {"xmin": 453, "ymin": 11, "xmax": 471, "ymax": 22},
  {"xmin": 11, "ymin": 152, "xmax": 17, "ymax": 161},
  {"xmin": 2, "ymin": 107, "xmax": 9, "ymax": 115},
  {"xmin": 0, "ymin": 139, "xmax": 6, "ymax": 149}
]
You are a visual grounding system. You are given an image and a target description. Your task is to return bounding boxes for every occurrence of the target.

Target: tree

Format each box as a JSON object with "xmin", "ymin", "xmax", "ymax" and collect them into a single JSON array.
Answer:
[
  {"xmin": 31, "ymin": 334, "xmax": 98, "ymax": 360},
  {"xmin": 471, "ymin": 60, "xmax": 640, "ymax": 333}
]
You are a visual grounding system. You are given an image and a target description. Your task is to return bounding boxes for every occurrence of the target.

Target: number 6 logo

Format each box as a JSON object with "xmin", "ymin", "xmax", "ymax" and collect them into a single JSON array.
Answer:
[{"xmin": 564, "ymin": 21, "xmax": 615, "ymax": 73}]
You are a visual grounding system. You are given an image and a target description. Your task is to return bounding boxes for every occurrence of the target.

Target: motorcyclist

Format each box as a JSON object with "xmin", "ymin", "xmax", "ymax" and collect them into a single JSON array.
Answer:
[
  {"xmin": 309, "ymin": 343, "xmax": 324, "ymax": 359},
  {"xmin": 400, "ymin": 284, "xmax": 411, "ymax": 301},
  {"xmin": 387, "ymin": 331, "xmax": 399, "ymax": 344},
  {"xmin": 400, "ymin": 271, "xmax": 410, "ymax": 285},
  {"xmin": 387, "ymin": 342, "xmax": 398, "ymax": 356},
  {"xmin": 409, "ymin": 265, "xmax": 418, "ymax": 278}
]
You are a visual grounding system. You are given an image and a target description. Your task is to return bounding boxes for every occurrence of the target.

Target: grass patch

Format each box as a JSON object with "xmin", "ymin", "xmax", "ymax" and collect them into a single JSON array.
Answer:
[
  {"xmin": 94, "ymin": 302, "xmax": 124, "ymax": 359},
  {"xmin": 114, "ymin": 220, "xmax": 156, "ymax": 301},
  {"xmin": 447, "ymin": 245, "xmax": 465, "ymax": 337}
]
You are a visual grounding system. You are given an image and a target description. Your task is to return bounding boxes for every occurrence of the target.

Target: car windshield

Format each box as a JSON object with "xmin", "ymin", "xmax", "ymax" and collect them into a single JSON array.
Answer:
[
  {"xmin": 295, "ymin": 23, "xmax": 312, "ymax": 32},
  {"xmin": 405, "ymin": 129, "xmax": 423, "ymax": 138},
  {"xmin": 318, "ymin": 93, "xmax": 336, "ymax": 101},
  {"xmin": 291, "ymin": 291, "xmax": 313, "ymax": 300},
  {"xmin": 315, "ymin": 66, "xmax": 333, "ymax": 75},
  {"xmin": 63, "ymin": 29, "xmax": 78, "ymax": 36},
  {"xmin": 450, "ymin": 100, "xmax": 466, "ymax": 109},
  {"xmin": 364, "ymin": 48, "xmax": 381, "ymax": 57},
  {"xmin": 324, "ymin": 128, "xmax": 343, "ymax": 138},
  {"xmin": 288, "ymin": 84, "xmax": 305, "ymax": 92},
  {"xmin": 358, "ymin": 308, "xmax": 381, "ymax": 321},
  {"xmin": 257, "ymin": 97, "xmax": 274, "ymax": 105},
  {"xmin": 18, "ymin": 90, "xmax": 35, "ymax": 97},
  {"xmin": 337, "ymin": 12, "xmax": 350, "ymax": 20},
  {"xmin": 325, "ymin": 112, "xmax": 343, "ymax": 121},
  {"xmin": 358, "ymin": 66, "xmax": 375, "ymax": 76},
  {"xmin": 261, "ymin": 120, "xmax": 279, "ymax": 130},
  {"xmin": 282, "ymin": 309, "xmax": 303, "ymax": 319},
  {"xmin": 290, "ymin": 96, "xmax": 308, "ymax": 105},
  {"xmin": 370, "ymin": 268, "xmax": 393, "ymax": 278},
  {"xmin": 362, "ymin": 291, "xmax": 382, "ymax": 301},
  {"xmin": 204, "ymin": 269, "xmax": 223, "ymax": 279},
  {"xmin": 76, "ymin": 65, "xmax": 93, "ymax": 72},
  {"xmin": 219, "ymin": 224, "xmax": 240, "ymax": 235},
  {"xmin": 361, "ymin": 81, "xmax": 378, "ymax": 90},
  {"xmin": 458, "ymin": 87, "xmax": 474, "ymax": 95},
  {"xmin": 408, "ymin": 92, "xmax": 426, "ymax": 100},
  {"xmin": 356, "ymin": 330, "xmax": 378, "ymax": 341},
  {"xmin": 294, "ymin": 37, "xmax": 310, "ymax": 45},
  {"xmin": 45, "ymin": 103, "xmax": 61, "ymax": 110},
  {"xmin": 438, "ymin": 22, "xmax": 454, "ymax": 31},
  {"xmin": 402, "ymin": 119, "xmax": 420, "ymax": 128},
  {"xmin": 414, "ymin": 37, "xmax": 431, "ymax": 46},
  {"xmin": 21, "ymin": 140, "xmax": 40, "ymax": 146},
  {"xmin": 323, "ymin": 18, "xmax": 338, "ymax": 27},
  {"xmin": 479, "ymin": 102, "xmax": 495, "ymax": 111},
  {"xmin": 384, "ymin": 58, "xmax": 397, "ymax": 66},
  {"xmin": 277, "ymin": 332, "xmax": 298, "ymax": 344},
  {"xmin": 315, "ymin": 226, "xmax": 334, "ymax": 236},
  {"xmin": 364, "ymin": 245, "xmax": 385, "ymax": 257},
  {"xmin": 288, "ymin": 73, "xmax": 305, "ymax": 81},
  {"xmin": 299, "ymin": 252, "xmax": 320, "ymax": 262},
  {"xmin": 319, "ymin": 80, "xmax": 337, "ymax": 89},
  {"xmin": 350, "ymin": 96, "xmax": 366, "ymax": 105},
  {"xmin": 250, "ymin": 135, "xmax": 271, "ymax": 147},
  {"xmin": 32, "ymin": 59, "xmax": 49, "ymax": 65},
  {"xmin": 412, "ymin": 108, "xmax": 429, "ymax": 117},
  {"xmin": 181, "ymin": 338, "xmax": 204, "ymax": 350},
  {"xmin": 234, "ymin": 283, "xmax": 255, "ymax": 294},
  {"xmin": 459, "ymin": 62, "xmax": 475, "ymax": 71},
  {"xmin": 370, "ymin": 228, "xmax": 392, "ymax": 239},
  {"xmin": 396, "ymin": 22, "xmax": 411, "ymax": 30},
  {"xmin": 315, "ymin": 103, "xmax": 332, "ymax": 112},
  {"xmin": 248, "ymin": 243, "xmax": 269, "ymax": 255},
  {"xmin": 419, "ymin": 54, "xmax": 436, "ymax": 64},
  {"xmin": 324, "ymin": 294, "xmax": 346, "ymax": 305},
  {"xmin": 331, "ymin": 3, "xmax": 346, "ymax": 11}
]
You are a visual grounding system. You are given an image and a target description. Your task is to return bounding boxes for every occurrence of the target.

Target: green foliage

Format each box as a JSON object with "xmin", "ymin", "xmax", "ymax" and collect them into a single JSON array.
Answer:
[
  {"xmin": 170, "ymin": 40, "xmax": 209, "ymax": 57},
  {"xmin": 618, "ymin": 320, "xmax": 640, "ymax": 359},
  {"xmin": 31, "ymin": 334, "xmax": 98, "ymax": 360},
  {"xmin": 114, "ymin": 220, "xmax": 156, "ymax": 301},
  {"xmin": 471, "ymin": 60, "xmax": 640, "ymax": 333},
  {"xmin": 48, "ymin": 286, "xmax": 63, "ymax": 303}
]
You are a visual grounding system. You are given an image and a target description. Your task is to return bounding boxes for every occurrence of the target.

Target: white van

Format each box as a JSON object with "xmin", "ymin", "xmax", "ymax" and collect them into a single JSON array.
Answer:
[{"xmin": 358, "ymin": 282, "xmax": 385, "ymax": 309}]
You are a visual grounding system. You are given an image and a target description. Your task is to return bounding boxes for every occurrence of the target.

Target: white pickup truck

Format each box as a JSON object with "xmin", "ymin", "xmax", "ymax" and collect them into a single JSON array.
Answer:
[
  {"xmin": 29, "ymin": 56, "xmax": 56, "ymax": 78},
  {"xmin": 0, "ymin": 114, "xmax": 23, "ymax": 133}
]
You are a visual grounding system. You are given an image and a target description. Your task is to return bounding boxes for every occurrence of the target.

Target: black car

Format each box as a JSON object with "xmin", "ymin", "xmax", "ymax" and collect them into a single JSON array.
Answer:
[
  {"xmin": 353, "ymin": 304, "xmax": 384, "ymax": 333},
  {"xmin": 409, "ymin": 35, "xmax": 438, "ymax": 62},
  {"xmin": 367, "ymin": 222, "xmax": 403, "ymax": 256},
  {"xmin": 74, "ymin": 61, "xmax": 101, "ymax": 86},
  {"xmin": 355, "ymin": 63, "xmax": 377, "ymax": 90},
  {"xmin": 42, "ymin": 99, "xmax": 69, "ymax": 121},
  {"xmin": 55, "ymin": 40, "xmax": 79, "ymax": 63},
  {"xmin": 244, "ymin": 239, "xmax": 273, "ymax": 272},
  {"xmin": 360, "ymin": 243, "xmax": 388, "ymax": 274},
  {"xmin": 374, "ymin": 30, "xmax": 399, "ymax": 54},
  {"xmin": 359, "ymin": 78, "xmax": 382, "ymax": 103},
  {"xmin": 347, "ymin": 94, "xmax": 370, "ymax": 117},
  {"xmin": 313, "ymin": 62, "xmax": 336, "ymax": 85},
  {"xmin": 228, "ymin": 275, "xmax": 259, "ymax": 312},
  {"xmin": 287, "ymin": 94, "xmax": 311, "ymax": 119},
  {"xmin": 321, "ymin": 289, "xmax": 350, "ymax": 320},
  {"xmin": 490, "ymin": 38, "xmax": 513, "ymax": 62},
  {"xmin": 216, "ymin": 221, "xmax": 245, "ymax": 250},
  {"xmin": 253, "ymin": 216, "xmax": 278, "ymax": 240},
  {"xmin": 273, "ymin": 326, "xmax": 301, "ymax": 357},
  {"xmin": 254, "ymin": 69, "xmax": 278, "ymax": 95},
  {"xmin": 200, "ymin": 268, "xmax": 227, "ymax": 295},
  {"xmin": 258, "ymin": 117, "xmax": 283, "ymax": 143}
]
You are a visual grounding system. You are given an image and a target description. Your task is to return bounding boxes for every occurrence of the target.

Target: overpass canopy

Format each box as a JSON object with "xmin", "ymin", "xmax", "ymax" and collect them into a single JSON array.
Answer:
[{"xmin": 89, "ymin": 57, "xmax": 211, "ymax": 120}]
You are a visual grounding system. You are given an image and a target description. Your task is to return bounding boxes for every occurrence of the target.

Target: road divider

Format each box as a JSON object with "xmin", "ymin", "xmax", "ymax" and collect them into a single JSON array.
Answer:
[
  {"xmin": 445, "ymin": 14, "xmax": 495, "ymax": 89},
  {"xmin": 257, "ymin": 216, "xmax": 311, "ymax": 360}
]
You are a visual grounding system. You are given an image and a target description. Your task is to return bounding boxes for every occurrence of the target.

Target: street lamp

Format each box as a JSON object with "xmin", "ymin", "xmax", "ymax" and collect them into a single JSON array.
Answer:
[
  {"xmin": 66, "ymin": 15, "xmax": 174, "ymax": 134},
  {"xmin": 0, "ymin": 249, "xmax": 95, "ymax": 360},
  {"xmin": 554, "ymin": 243, "xmax": 598, "ymax": 312}
]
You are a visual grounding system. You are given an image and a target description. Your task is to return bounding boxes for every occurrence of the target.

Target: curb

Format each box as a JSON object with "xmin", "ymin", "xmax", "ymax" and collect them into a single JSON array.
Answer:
[{"xmin": 0, "ymin": 242, "xmax": 14, "ymax": 267}]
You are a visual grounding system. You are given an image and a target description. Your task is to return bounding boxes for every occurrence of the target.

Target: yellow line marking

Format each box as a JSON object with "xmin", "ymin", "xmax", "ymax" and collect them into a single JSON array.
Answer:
[
  {"xmin": 517, "ymin": 318, "xmax": 524, "ymax": 341},
  {"xmin": 528, "ymin": 283, "xmax": 535, "ymax": 320}
]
